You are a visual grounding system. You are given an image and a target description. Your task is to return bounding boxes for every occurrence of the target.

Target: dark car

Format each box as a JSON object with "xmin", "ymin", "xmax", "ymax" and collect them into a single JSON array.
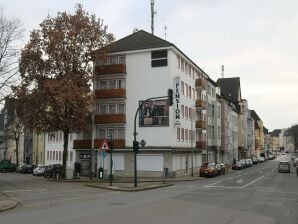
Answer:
[
  {"xmin": 44, "ymin": 164, "xmax": 63, "ymax": 178},
  {"xmin": 232, "ymin": 161, "xmax": 242, "ymax": 170},
  {"xmin": 216, "ymin": 163, "xmax": 225, "ymax": 175},
  {"xmin": 278, "ymin": 161, "xmax": 290, "ymax": 173},
  {"xmin": 0, "ymin": 160, "xmax": 16, "ymax": 172},
  {"xmin": 17, "ymin": 164, "xmax": 35, "ymax": 174}
]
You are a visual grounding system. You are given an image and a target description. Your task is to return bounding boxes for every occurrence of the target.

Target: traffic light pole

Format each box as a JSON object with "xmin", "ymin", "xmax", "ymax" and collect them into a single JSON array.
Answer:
[{"xmin": 133, "ymin": 94, "xmax": 171, "ymax": 187}]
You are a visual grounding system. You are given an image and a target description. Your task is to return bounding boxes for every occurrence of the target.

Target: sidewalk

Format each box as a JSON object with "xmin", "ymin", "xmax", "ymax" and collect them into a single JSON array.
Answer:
[{"xmin": 0, "ymin": 193, "xmax": 17, "ymax": 212}]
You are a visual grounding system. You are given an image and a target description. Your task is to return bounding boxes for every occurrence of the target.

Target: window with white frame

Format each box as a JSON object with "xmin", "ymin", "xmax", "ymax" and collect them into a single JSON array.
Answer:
[
  {"xmin": 108, "ymin": 128, "xmax": 116, "ymax": 139},
  {"xmin": 108, "ymin": 79, "xmax": 116, "ymax": 89},
  {"xmin": 118, "ymin": 79, "xmax": 126, "ymax": 89},
  {"xmin": 181, "ymin": 128, "xmax": 184, "ymax": 141},
  {"xmin": 97, "ymin": 128, "xmax": 106, "ymax": 139},
  {"xmin": 118, "ymin": 103, "xmax": 125, "ymax": 114},
  {"xmin": 185, "ymin": 129, "xmax": 188, "ymax": 142},
  {"xmin": 99, "ymin": 104, "xmax": 107, "ymax": 115},
  {"xmin": 177, "ymin": 127, "xmax": 180, "ymax": 141},
  {"xmin": 108, "ymin": 104, "xmax": 116, "ymax": 114},
  {"xmin": 181, "ymin": 81, "xmax": 184, "ymax": 94},
  {"xmin": 118, "ymin": 128, "xmax": 125, "ymax": 139}
]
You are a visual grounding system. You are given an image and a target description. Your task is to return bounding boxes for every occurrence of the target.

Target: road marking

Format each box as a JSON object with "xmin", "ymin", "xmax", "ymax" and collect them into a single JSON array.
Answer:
[
  {"xmin": 205, "ymin": 185, "xmax": 241, "ymax": 189},
  {"xmin": 240, "ymin": 175, "xmax": 264, "ymax": 188},
  {"xmin": 204, "ymin": 181, "xmax": 221, "ymax": 187},
  {"xmin": 236, "ymin": 179, "xmax": 243, "ymax": 183},
  {"xmin": 2, "ymin": 188, "xmax": 47, "ymax": 193}
]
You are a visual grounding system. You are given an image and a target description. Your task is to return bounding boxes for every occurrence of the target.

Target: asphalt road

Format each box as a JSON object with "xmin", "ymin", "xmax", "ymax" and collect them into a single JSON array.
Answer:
[{"xmin": 0, "ymin": 155, "xmax": 297, "ymax": 224}]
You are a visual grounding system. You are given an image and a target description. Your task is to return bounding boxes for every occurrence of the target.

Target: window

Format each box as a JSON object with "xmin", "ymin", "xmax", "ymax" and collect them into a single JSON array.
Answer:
[
  {"xmin": 108, "ymin": 104, "xmax": 116, "ymax": 114},
  {"xmin": 208, "ymin": 85, "xmax": 211, "ymax": 95},
  {"xmin": 151, "ymin": 50, "xmax": 168, "ymax": 67},
  {"xmin": 218, "ymin": 127, "xmax": 221, "ymax": 139},
  {"xmin": 177, "ymin": 55, "xmax": 180, "ymax": 68},
  {"xmin": 177, "ymin": 127, "xmax": 180, "ymax": 141},
  {"xmin": 108, "ymin": 79, "xmax": 116, "ymax": 89},
  {"xmin": 100, "ymin": 104, "xmax": 107, "ymax": 115},
  {"xmin": 118, "ymin": 79, "xmax": 126, "ymax": 89},
  {"xmin": 189, "ymin": 130, "xmax": 192, "ymax": 142},
  {"xmin": 212, "ymin": 126, "xmax": 215, "ymax": 139},
  {"xmin": 53, "ymin": 151, "xmax": 55, "ymax": 161},
  {"xmin": 59, "ymin": 151, "xmax": 62, "ymax": 161},
  {"xmin": 212, "ymin": 105, "xmax": 215, "ymax": 117},
  {"xmin": 181, "ymin": 81, "xmax": 184, "ymax": 94},
  {"xmin": 118, "ymin": 55, "xmax": 125, "ymax": 64},
  {"xmin": 118, "ymin": 128, "xmax": 125, "ymax": 139},
  {"xmin": 192, "ymin": 88, "xmax": 195, "ymax": 99},
  {"xmin": 70, "ymin": 151, "xmax": 73, "ymax": 163},
  {"xmin": 185, "ymin": 129, "xmax": 188, "ymax": 142},
  {"xmin": 108, "ymin": 56, "xmax": 117, "ymax": 65},
  {"xmin": 98, "ymin": 128, "xmax": 106, "ymax": 139},
  {"xmin": 208, "ymin": 125, "xmax": 211, "ymax": 138},
  {"xmin": 189, "ymin": 86, "xmax": 191, "ymax": 98},
  {"xmin": 108, "ymin": 129, "xmax": 116, "ymax": 139},
  {"xmin": 47, "ymin": 151, "xmax": 49, "ymax": 161},
  {"xmin": 99, "ymin": 80, "xmax": 107, "ymax": 89},
  {"xmin": 56, "ymin": 151, "xmax": 58, "ymax": 161},
  {"xmin": 50, "ymin": 151, "xmax": 52, "ymax": 161},
  {"xmin": 185, "ymin": 106, "xmax": 188, "ymax": 119},
  {"xmin": 189, "ymin": 108, "xmax": 192, "ymax": 120},
  {"xmin": 118, "ymin": 103, "xmax": 125, "ymax": 114},
  {"xmin": 181, "ymin": 105, "xmax": 184, "ymax": 118},
  {"xmin": 181, "ymin": 128, "xmax": 184, "ymax": 141},
  {"xmin": 185, "ymin": 83, "xmax": 188, "ymax": 96}
]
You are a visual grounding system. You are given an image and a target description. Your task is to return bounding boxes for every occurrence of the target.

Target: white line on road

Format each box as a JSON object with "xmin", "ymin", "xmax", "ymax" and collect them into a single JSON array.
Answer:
[
  {"xmin": 2, "ymin": 188, "xmax": 47, "ymax": 193},
  {"xmin": 240, "ymin": 175, "xmax": 265, "ymax": 188},
  {"xmin": 204, "ymin": 181, "xmax": 221, "ymax": 187}
]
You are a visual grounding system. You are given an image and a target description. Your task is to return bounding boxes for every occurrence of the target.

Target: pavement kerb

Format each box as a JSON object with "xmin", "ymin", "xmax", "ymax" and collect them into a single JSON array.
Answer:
[
  {"xmin": 0, "ymin": 193, "xmax": 18, "ymax": 212},
  {"xmin": 85, "ymin": 182, "xmax": 174, "ymax": 192}
]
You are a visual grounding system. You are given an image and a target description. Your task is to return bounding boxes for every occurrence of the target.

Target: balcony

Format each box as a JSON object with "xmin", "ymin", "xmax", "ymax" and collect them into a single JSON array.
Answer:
[
  {"xmin": 73, "ymin": 139, "xmax": 125, "ymax": 149},
  {"xmin": 196, "ymin": 120, "xmax": 206, "ymax": 129},
  {"xmin": 195, "ymin": 99, "xmax": 206, "ymax": 110},
  {"xmin": 94, "ymin": 114, "xmax": 126, "ymax": 124},
  {"xmin": 95, "ymin": 64, "xmax": 126, "ymax": 75},
  {"xmin": 196, "ymin": 141, "xmax": 207, "ymax": 151},
  {"xmin": 94, "ymin": 139, "xmax": 125, "ymax": 149},
  {"xmin": 195, "ymin": 78, "xmax": 206, "ymax": 90},
  {"xmin": 73, "ymin": 139, "xmax": 92, "ymax": 149},
  {"xmin": 95, "ymin": 89, "xmax": 126, "ymax": 99}
]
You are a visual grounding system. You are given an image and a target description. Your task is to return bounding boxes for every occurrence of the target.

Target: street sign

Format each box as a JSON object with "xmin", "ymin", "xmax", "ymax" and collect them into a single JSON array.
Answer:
[{"xmin": 100, "ymin": 139, "xmax": 110, "ymax": 151}]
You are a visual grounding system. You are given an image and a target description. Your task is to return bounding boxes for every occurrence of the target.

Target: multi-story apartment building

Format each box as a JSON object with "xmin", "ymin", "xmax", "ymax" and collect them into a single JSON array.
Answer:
[
  {"xmin": 220, "ymin": 96, "xmax": 239, "ymax": 164},
  {"xmin": 238, "ymin": 99, "xmax": 249, "ymax": 159},
  {"xmin": 247, "ymin": 110, "xmax": 255, "ymax": 157},
  {"xmin": 32, "ymin": 132, "xmax": 45, "ymax": 166},
  {"xmin": 270, "ymin": 129, "xmax": 281, "ymax": 152},
  {"xmin": 73, "ymin": 30, "xmax": 209, "ymax": 177},
  {"xmin": 206, "ymin": 78, "xmax": 221, "ymax": 163},
  {"xmin": 23, "ymin": 128, "xmax": 33, "ymax": 164},
  {"xmin": 0, "ymin": 113, "xmax": 5, "ymax": 160},
  {"xmin": 250, "ymin": 110, "xmax": 264, "ymax": 156},
  {"xmin": 44, "ymin": 131, "xmax": 76, "ymax": 176},
  {"xmin": 279, "ymin": 129, "xmax": 287, "ymax": 152}
]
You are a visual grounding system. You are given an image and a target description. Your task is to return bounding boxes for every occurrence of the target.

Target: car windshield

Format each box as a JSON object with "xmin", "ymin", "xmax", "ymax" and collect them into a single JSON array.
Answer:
[{"xmin": 207, "ymin": 163, "xmax": 215, "ymax": 168}]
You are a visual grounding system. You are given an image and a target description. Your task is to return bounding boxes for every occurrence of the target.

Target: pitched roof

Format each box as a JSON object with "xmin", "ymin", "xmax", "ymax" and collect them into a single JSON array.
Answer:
[
  {"xmin": 107, "ymin": 30, "xmax": 174, "ymax": 53},
  {"xmin": 217, "ymin": 77, "xmax": 241, "ymax": 103}
]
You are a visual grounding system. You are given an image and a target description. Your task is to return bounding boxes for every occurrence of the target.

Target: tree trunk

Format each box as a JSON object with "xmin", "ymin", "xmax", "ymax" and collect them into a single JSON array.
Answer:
[{"xmin": 62, "ymin": 129, "xmax": 69, "ymax": 178}]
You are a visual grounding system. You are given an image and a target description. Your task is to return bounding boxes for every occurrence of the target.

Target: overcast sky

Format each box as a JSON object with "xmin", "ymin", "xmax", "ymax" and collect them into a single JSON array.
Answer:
[{"xmin": 1, "ymin": 0, "xmax": 297, "ymax": 131}]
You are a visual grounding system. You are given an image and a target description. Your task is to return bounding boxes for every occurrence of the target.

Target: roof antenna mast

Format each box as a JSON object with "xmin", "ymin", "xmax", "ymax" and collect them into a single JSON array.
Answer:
[
  {"xmin": 151, "ymin": 0, "xmax": 156, "ymax": 35},
  {"xmin": 221, "ymin": 64, "xmax": 224, "ymax": 78}
]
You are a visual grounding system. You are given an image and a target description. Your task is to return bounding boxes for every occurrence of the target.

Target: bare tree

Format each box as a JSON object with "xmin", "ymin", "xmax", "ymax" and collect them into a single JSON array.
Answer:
[
  {"xmin": 13, "ymin": 4, "xmax": 113, "ymax": 177},
  {"xmin": 0, "ymin": 8, "xmax": 23, "ymax": 102}
]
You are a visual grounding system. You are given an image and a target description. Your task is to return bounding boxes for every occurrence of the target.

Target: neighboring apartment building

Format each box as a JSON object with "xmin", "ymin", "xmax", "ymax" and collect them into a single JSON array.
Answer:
[
  {"xmin": 206, "ymin": 78, "xmax": 221, "ymax": 163},
  {"xmin": 32, "ymin": 132, "xmax": 45, "ymax": 166},
  {"xmin": 45, "ymin": 131, "xmax": 76, "ymax": 176},
  {"xmin": 73, "ymin": 30, "xmax": 209, "ymax": 177},
  {"xmin": 250, "ymin": 110, "xmax": 264, "ymax": 156},
  {"xmin": 0, "ymin": 113, "xmax": 5, "ymax": 160},
  {"xmin": 279, "ymin": 128, "xmax": 287, "ymax": 152},
  {"xmin": 220, "ymin": 96, "xmax": 239, "ymax": 164},
  {"xmin": 23, "ymin": 128, "xmax": 33, "ymax": 164},
  {"xmin": 270, "ymin": 129, "xmax": 281, "ymax": 152},
  {"xmin": 247, "ymin": 110, "xmax": 255, "ymax": 157}
]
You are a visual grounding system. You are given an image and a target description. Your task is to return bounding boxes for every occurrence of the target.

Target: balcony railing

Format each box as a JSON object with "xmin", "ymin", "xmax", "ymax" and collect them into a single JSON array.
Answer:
[
  {"xmin": 73, "ymin": 139, "xmax": 92, "ymax": 149},
  {"xmin": 95, "ymin": 64, "xmax": 126, "ymax": 75},
  {"xmin": 195, "ymin": 99, "xmax": 206, "ymax": 109},
  {"xmin": 94, "ymin": 114, "xmax": 126, "ymax": 124},
  {"xmin": 94, "ymin": 139, "xmax": 125, "ymax": 149},
  {"xmin": 196, "ymin": 120, "xmax": 206, "ymax": 129},
  {"xmin": 73, "ymin": 139, "xmax": 125, "ymax": 149},
  {"xmin": 195, "ymin": 78, "xmax": 206, "ymax": 89},
  {"xmin": 95, "ymin": 89, "xmax": 126, "ymax": 99}
]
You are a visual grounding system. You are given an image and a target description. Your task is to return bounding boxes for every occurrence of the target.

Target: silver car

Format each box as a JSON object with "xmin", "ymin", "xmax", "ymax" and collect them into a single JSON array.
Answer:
[{"xmin": 33, "ymin": 165, "xmax": 47, "ymax": 176}]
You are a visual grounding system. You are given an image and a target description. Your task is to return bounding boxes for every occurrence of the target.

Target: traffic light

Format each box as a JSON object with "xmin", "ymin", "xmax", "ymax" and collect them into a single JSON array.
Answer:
[
  {"xmin": 133, "ymin": 140, "xmax": 139, "ymax": 154},
  {"xmin": 168, "ymin": 88, "xmax": 173, "ymax": 106}
]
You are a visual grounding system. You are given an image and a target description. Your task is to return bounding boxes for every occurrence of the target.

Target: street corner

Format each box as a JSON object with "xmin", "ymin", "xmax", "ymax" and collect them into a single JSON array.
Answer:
[
  {"xmin": 85, "ymin": 182, "xmax": 174, "ymax": 192},
  {"xmin": 0, "ymin": 193, "xmax": 18, "ymax": 212}
]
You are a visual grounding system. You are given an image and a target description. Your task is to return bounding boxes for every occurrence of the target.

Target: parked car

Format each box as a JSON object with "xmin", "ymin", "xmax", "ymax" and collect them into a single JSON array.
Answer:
[
  {"xmin": 17, "ymin": 164, "xmax": 35, "ymax": 174},
  {"xmin": 232, "ymin": 161, "xmax": 242, "ymax": 170},
  {"xmin": 246, "ymin": 159, "xmax": 253, "ymax": 167},
  {"xmin": 33, "ymin": 165, "xmax": 47, "ymax": 176},
  {"xmin": 239, "ymin": 159, "xmax": 247, "ymax": 168},
  {"xmin": 216, "ymin": 163, "xmax": 225, "ymax": 175},
  {"xmin": 199, "ymin": 162, "xmax": 209, "ymax": 177},
  {"xmin": 268, "ymin": 154, "xmax": 274, "ymax": 160},
  {"xmin": 0, "ymin": 160, "xmax": 16, "ymax": 172},
  {"xmin": 278, "ymin": 161, "xmax": 290, "ymax": 173},
  {"xmin": 44, "ymin": 164, "xmax": 63, "ymax": 178},
  {"xmin": 296, "ymin": 166, "xmax": 298, "ymax": 176},
  {"xmin": 257, "ymin": 156, "xmax": 265, "ymax": 163},
  {"xmin": 252, "ymin": 156, "xmax": 258, "ymax": 164},
  {"xmin": 204, "ymin": 163, "xmax": 218, "ymax": 177}
]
